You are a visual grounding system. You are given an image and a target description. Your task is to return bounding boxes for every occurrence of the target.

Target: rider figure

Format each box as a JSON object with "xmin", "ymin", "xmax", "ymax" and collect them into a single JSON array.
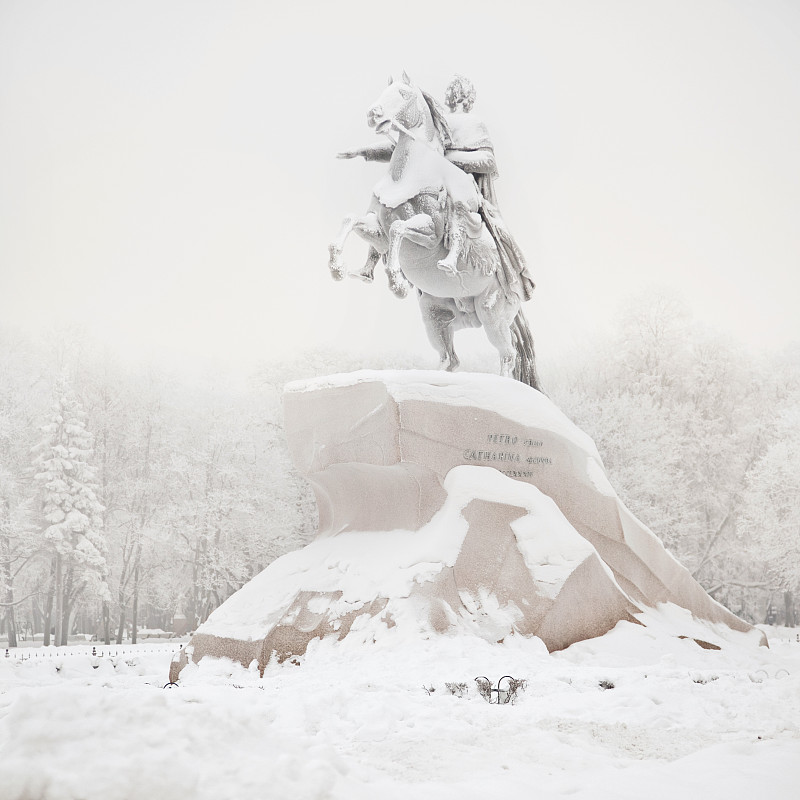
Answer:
[
  {"xmin": 435, "ymin": 75, "xmax": 495, "ymax": 276},
  {"xmin": 441, "ymin": 75, "xmax": 498, "ymax": 203}
]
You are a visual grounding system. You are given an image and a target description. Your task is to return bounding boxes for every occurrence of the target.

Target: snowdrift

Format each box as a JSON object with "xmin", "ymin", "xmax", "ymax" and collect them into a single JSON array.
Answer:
[{"xmin": 171, "ymin": 371, "xmax": 764, "ymax": 680}]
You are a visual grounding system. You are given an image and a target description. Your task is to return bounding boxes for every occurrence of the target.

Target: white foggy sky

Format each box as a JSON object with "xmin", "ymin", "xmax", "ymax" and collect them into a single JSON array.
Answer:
[{"xmin": 1, "ymin": 0, "xmax": 798, "ymax": 374}]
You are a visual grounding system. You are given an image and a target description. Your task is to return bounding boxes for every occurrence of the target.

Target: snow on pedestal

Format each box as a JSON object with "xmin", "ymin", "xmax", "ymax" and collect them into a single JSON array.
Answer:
[{"xmin": 171, "ymin": 371, "xmax": 764, "ymax": 681}]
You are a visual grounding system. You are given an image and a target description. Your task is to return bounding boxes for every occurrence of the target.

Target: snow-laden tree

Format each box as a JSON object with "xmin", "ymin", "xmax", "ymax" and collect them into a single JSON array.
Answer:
[
  {"xmin": 670, "ymin": 333, "xmax": 765, "ymax": 595},
  {"xmin": 163, "ymin": 381, "xmax": 315, "ymax": 629},
  {"xmin": 0, "ymin": 467, "xmax": 36, "ymax": 647},
  {"xmin": 81, "ymin": 356, "xmax": 127, "ymax": 643},
  {"xmin": 0, "ymin": 330, "xmax": 48, "ymax": 646},
  {"xmin": 740, "ymin": 402, "xmax": 800, "ymax": 625},
  {"xmin": 33, "ymin": 375, "xmax": 110, "ymax": 645},
  {"xmin": 109, "ymin": 370, "xmax": 174, "ymax": 644},
  {"xmin": 554, "ymin": 291, "xmax": 776, "ymax": 616}
]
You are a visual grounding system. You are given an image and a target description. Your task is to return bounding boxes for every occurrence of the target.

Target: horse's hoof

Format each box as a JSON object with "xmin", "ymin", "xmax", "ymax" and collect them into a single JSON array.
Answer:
[
  {"xmin": 387, "ymin": 271, "xmax": 410, "ymax": 299},
  {"xmin": 350, "ymin": 270, "xmax": 374, "ymax": 283},
  {"xmin": 328, "ymin": 244, "xmax": 345, "ymax": 281}
]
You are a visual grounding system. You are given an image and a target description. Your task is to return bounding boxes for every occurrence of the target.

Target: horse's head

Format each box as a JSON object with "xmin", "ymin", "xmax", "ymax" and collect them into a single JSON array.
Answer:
[{"xmin": 367, "ymin": 72, "xmax": 430, "ymax": 138}]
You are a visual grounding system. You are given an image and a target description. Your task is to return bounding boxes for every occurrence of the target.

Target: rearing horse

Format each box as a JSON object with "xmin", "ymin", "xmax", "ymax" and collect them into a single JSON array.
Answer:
[{"xmin": 328, "ymin": 74, "xmax": 541, "ymax": 390}]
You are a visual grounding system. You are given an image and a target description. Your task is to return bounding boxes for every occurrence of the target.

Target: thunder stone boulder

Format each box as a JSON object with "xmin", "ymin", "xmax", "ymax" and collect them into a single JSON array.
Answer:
[{"xmin": 170, "ymin": 371, "xmax": 764, "ymax": 681}]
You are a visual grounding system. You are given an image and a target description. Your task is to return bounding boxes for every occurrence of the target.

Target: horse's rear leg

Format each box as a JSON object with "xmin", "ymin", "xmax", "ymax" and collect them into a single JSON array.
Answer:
[
  {"xmin": 419, "ymin": 293, "xmax": 460, "ymax": 371},
  {"xmin": 475, "ymin": 286, "xmax": 521, "ymax": 378}
]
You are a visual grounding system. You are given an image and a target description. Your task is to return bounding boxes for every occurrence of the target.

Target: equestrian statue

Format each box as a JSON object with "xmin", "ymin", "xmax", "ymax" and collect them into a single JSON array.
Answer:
[{"xmin": 329, "ymin": 73, "xmax": 542, "ymax": 391}]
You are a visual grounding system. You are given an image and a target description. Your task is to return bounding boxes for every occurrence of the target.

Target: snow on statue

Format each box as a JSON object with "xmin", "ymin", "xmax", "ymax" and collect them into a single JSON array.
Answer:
[{"xmin": 330, "ymin": 73, "xmax": 541, "ymax": 390}]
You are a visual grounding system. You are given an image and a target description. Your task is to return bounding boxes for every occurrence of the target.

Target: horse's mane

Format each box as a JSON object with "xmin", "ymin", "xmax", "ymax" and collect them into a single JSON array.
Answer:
[{"xmin": 421, "ymin": 89, "xmax": 452, "ymax": 150}]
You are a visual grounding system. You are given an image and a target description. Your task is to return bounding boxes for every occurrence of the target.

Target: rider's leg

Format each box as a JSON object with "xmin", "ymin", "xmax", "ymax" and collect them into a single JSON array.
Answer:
[{"xmin": 437, "ymin": 201, "xmax": 470, "ymax": 275}]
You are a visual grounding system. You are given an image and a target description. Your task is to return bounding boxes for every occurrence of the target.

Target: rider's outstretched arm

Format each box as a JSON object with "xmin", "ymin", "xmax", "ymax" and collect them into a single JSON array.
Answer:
[{"xmin": 337, "ymin": 142, "xmax": 395, "ymax": 162}]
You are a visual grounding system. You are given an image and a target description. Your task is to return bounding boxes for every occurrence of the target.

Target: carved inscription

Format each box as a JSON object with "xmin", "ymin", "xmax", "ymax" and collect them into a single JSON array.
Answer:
[{"xmin": 463, "ymin": 432, "xmax": 553, "ymax": 478}]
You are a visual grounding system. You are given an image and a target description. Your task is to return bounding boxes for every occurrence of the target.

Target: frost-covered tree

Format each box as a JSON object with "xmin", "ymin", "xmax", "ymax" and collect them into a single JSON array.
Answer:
[
  {"xmin": 81, "ymin": 353, "xmax": 127, "ymax": 643},
  {"xmin": 164, "ymin": 383, "xmax": 313, "ymax": 629},
  {"xmin": 111, "ymin": 372, "xmax": 173, "ymax": 644},
  {"xmin": 554, "ymin": 292, "xmax": 775, "ymax": 615},
  {"xmin": 0, "ymin": 330, "xmax": 47, "ymax": 646},
  {"xmin": 0, "ymin": 467, "xmax": 36, "ymax": 647},
  {"xmin": 740, "ymin": 403, "xmax": 800, "ymax": 625},
  {"xmin": 33, "ymin": 375, "xmax": 109, "ymax": 645}
]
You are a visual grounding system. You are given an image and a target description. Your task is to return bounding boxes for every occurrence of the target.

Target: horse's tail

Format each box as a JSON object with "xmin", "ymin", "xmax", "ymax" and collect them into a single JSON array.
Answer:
[{"xmin": 511, "ymin": 310, "xmax": 543, "ymax": 393}]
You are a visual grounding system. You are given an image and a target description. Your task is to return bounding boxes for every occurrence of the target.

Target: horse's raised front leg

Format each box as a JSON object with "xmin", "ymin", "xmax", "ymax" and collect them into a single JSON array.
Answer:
[
  {"xmin": 328, "ymin": 212, "xmax": 387, "ymax": 282},
  {"xmin": 328, "ymin": 215, "xmax": 357, "ymax": 281},
  {"xmin": 386, "ymin": 213, "xmax": 436, "ymax": 299},
  {"xmin": 350, "ymin": 213, "xmax": 388, "ymax": 282},
  {"xmin": 351, "ymin": 247, "xmax": 381, "ymax": 283}
]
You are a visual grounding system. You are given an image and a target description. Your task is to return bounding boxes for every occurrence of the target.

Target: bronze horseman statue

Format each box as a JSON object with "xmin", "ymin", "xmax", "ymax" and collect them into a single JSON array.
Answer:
[{"xmin": 329, "ymin": 73, "xmax": 541, "ymax": 391}]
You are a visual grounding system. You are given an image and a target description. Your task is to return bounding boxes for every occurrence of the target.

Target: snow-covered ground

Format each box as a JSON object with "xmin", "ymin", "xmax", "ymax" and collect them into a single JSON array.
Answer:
[{"xmin": 1, "ymin": 621, "xmax": 799, "ymax": 800}]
